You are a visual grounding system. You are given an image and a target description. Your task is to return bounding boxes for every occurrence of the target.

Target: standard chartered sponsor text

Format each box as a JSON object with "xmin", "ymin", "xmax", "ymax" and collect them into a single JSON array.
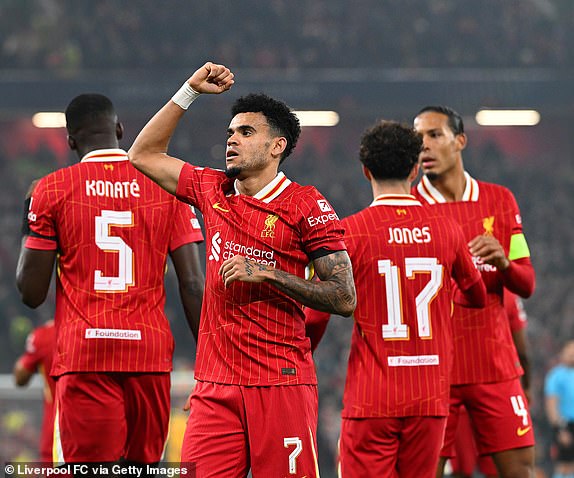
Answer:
[{"xmin": 223, "ymin": 240, "xmax": 276, "ymax": 266}]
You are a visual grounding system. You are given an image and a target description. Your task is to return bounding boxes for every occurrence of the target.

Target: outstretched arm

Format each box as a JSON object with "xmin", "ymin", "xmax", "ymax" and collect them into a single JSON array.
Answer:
[
  {"xmin": 219, "ymin": 251, "xmax": 356, "ymax": 317},
  {"xmin": 129, "ymin": 62, "xmax": 235, "ymax": 194}
]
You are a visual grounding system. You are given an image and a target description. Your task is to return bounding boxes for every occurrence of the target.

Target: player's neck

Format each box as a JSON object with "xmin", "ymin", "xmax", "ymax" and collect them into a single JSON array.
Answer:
[
  {"xmin": 76, "ymin": 141, "xmax": 120, "ymax": 159},
  {"xmin": 372, "ymin": 179, "xmax": 411, "ymax": 198},
  {"xmin": 428, "ymin": 169, "xmax": 467, "ymax": 202},
  {"xmin": 235, "ymin": 168, "xmax": 279, "ymax": 196}
]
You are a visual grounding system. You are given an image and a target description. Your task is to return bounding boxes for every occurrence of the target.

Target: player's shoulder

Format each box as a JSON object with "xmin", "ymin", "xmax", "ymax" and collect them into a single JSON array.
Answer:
[
  {"xmin": 281, "ymin": 181, "xmax": 332, "ymax": 208},
  {"xmin": 476, "ymin": 179, "xmax": 516, "ymax": 200},
  {"xmin": 37, "ymin": 162, "xmax": 78, "ymax": 184}
]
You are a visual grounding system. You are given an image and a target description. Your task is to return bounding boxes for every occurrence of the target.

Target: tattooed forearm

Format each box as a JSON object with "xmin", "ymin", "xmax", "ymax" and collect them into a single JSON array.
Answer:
[
  {"xmin": 245, "ymin": 258, "xmax": 255, "ymax": 276},
  {"xmin": 269, "ymin": 251, "xmax": 356, "ymax": 317}
]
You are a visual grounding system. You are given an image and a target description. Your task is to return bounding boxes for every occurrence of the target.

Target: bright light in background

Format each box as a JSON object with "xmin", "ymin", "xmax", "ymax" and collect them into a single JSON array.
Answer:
[
  {"xmin": 293, "ymin": 110, "xmax": 340, "ymax": 127},
  {"xmin": 475, "ymin": 109, "xmax": 540, "ymax": 126},
  {"xmin": 32, "ymin": 112, "xmax": 66, "ymax": 128}
]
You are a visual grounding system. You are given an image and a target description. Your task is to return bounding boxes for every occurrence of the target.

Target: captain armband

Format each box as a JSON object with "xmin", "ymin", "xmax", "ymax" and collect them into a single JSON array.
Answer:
[{"xmin": 508, "ymin": 233, "xmax": 531, "ymax": 261}]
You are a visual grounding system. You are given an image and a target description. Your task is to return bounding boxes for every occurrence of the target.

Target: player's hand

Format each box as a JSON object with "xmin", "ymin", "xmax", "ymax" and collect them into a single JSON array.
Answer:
[
  {"xmin": 468, "ymin": 234, "xmax": 510, "ymax": 271},
  {"xmin": 187, "ymin": 62, "xmax": 234, "ymax": 94},
  {"xmin": 219, "ymin": 255, "xmax": 272, "ymax": 287},
  {"xmin": 183, "ymin": 394, "xmax": 192, "ymax": 411}
]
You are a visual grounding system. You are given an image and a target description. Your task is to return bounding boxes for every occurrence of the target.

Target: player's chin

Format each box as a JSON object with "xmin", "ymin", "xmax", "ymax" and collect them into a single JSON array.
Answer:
[{"xmin": 225, "ymin": 166, "xmax": 242, "ymax": 178}]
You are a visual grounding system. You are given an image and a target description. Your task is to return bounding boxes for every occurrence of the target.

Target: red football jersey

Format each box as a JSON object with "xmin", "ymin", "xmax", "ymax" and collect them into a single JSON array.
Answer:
[
  {"xmin": 341, "ymin": 195, "xmax": 482, "ymax": 418},
  {"xmin": 413, "ymin": 173, "xmax": 533, "ymax": 384},
  {"xmin": 18, "ymin": 321, "xmax": 56, "ymax": 462},
  {"xmin": 25, "ymin": 149, "xmax": 203, "ymax": 375},
  {"xmin": 176, "ymin": 164, "xmax": 346, "ymax": 386}
]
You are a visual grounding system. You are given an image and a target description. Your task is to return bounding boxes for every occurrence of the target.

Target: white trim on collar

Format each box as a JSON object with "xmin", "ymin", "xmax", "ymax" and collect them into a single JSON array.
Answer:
[
  {"xmin": 370, "ymin": 194, "xmax": 422, "ymax": 207},
  {"xmin": 81, "ymin": 149, "xmax": 128, "ymax": 163},
  {"xmin": 233, "ymin": 172, "xmax": 292, "ymax": 203},
  {"xmin": 417, "ymin": 172, "xmax": 479, "ymax": 203}
]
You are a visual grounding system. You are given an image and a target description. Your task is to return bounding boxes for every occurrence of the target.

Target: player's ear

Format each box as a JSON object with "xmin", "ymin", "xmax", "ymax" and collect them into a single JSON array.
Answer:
[
  {"xmin": 362, "ymin": 165, "xmax": 372, "ymax": 181},
  {"xmin": 408, "ymin": 163, "xmax": 420, "ymax": 183},
  {"xmin": 272, "ymin": 136, "xmax": 287, "ymax": 158},
  {"xmin": 116, "ymin": 122, "xmax": 124, "ymax": 141},
  {"xmin": 455, "ymin": 132, "xmax": 467, "ymax": 152},
  {"xmin": 67, "ymin": 135, "xmax": 77, "ymax": 151}
]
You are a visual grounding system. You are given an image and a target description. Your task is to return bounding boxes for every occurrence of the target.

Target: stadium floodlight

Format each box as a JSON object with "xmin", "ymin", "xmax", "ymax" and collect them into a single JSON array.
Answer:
[
  {"xmin": 32, "ymin": 112, "xmax": 66, "ymax": 128},
  {"xmin": 293, "ymin": 110, "xmax": 340, "ymax": 127},
  {"xmin": 475, "ymin": 109, "xmax": 540, "ymax": 126}
]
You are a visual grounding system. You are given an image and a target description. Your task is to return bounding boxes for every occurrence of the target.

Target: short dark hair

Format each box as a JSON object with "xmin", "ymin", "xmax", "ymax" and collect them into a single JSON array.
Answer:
[
  {"xmin": 65, "ymin": 94, "xmax": 116, "ymax": 134},
  {"xmin": 231, "ymin": 93, "xmax": 301, "ymax": 163},
  {"xmin": 359, "ymin": 120, "xmax": 422, "ymax": 181},
  {"xmin": 417, "ymin": 105, "xmax": 464, "ymax": 135}
]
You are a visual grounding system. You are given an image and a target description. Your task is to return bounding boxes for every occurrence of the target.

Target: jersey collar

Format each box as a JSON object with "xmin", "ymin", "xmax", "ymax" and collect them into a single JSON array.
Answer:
[
  {"xmin": 80, "ymin": 149, "xmax": 128, "ymax": 163},
  {"xmin": 233, "ymin": 172, "xmax": 292, "ymax": 203},
  {"xmin": 370, "ymin": 194, "xmax": 422, "ymax": 207},
  {"xmin": 417, "ymin": 171, "xmax": 479, "ymax": 204}
]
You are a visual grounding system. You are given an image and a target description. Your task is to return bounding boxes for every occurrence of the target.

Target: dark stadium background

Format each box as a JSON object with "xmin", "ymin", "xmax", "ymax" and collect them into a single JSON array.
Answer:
[{"xmin": 2, "ymin": 1, "xmax": 574, "ymax": 476}]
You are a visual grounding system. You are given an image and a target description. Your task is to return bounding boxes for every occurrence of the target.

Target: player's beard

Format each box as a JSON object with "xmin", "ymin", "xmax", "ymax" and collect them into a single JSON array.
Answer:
[
  {"xmin": 425, "ymin": 172, "xmax": 438, "ymax": 181},
  {"xmin": 225, "ymin": 166, "xmax": 242, "ymax": 178}
]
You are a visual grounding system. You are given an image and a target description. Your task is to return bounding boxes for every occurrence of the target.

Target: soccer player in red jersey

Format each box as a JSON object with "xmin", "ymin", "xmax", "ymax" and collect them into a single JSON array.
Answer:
[
  {"xmin": 306, "ymin": 120, "xmax": 485, "ymax": 478},
  {"xmin": 13, "ymin": 320, "xmax": 56, "ymax": 463},
  {"xmin": 413, "ymin": 105, "xmax": 536, "ymax": 478},
  {"xmin": 450, "ymin": 291, "xmax": 531, "ymax": 478},
  {"xmin": 129, "ymin": 62, "xmax": 356, "ymax": 477},
  {"xmin": 16, "ymin": 94, "xmax": 205, "ymax": 470}
]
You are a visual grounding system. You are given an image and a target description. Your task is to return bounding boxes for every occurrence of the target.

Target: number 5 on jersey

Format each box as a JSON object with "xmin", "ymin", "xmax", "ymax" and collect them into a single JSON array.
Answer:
[{"xmin": 94, "ymin": 210, "xmax": 134, "ymax": 292}]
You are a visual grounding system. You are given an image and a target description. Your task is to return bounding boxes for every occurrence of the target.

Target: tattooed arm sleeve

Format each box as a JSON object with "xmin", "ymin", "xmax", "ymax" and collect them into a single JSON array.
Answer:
[{"xmin": 269, "ymin": 250, "xmax": 356, "ymax": 317}]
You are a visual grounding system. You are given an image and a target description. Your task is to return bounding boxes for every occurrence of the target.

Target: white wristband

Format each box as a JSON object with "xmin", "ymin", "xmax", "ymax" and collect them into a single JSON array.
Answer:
[{"xmin": 171, "ymin": 82, "xmax": 201, "ymax": 110}]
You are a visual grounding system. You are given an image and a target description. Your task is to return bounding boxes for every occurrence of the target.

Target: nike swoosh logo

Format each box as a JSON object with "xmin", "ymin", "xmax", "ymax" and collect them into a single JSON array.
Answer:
[
  {"xmin": 516, "ymin": 426, "xmax": 531, "ymax": 437},
  {"xmin": 212, "ymin": 202, "xmax": 230, "ymax": 213}
]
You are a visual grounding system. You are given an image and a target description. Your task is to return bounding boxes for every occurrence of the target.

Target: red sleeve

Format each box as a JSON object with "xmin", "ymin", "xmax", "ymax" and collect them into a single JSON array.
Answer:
[
  {"xmin": 501, "ymin": 257, "xmax": 535, "ymax": 298},
  {"xmin": 299, "ymin": 188, "xmax": 346, "ymax": 255},
  {"xmin": 453, "ymin": 280, "xmax": 486, "ymax": 308},
  {"xmin": 169, "ymin": 201, "xmax": 204, "ymax": 251},
  {"xmin": 18, "ymin": 329, "xmax": 43, "ymax": 372},
  {"xmin": 304, "ymin": 308, "xmax": 331, "ymax": 353},
  {"xmin": 25, "ymin": 176, "xmax": 58, "ymax": 251}
]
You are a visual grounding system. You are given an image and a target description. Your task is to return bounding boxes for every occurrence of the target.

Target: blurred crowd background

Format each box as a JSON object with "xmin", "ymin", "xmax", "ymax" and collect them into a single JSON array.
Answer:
[{"xmin": 2, "ymin": 1, "xmax": 574, "ymax": 476}]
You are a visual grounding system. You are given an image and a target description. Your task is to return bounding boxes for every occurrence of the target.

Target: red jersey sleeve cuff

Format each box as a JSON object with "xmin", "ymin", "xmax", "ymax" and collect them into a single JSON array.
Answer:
[
  {"xmin": 25, "ymin": 236, "xmax": 57, "ymax": 251},
  {"xmin": 170, "ymin": 231, "xmax": 204, "ymax": 251}
]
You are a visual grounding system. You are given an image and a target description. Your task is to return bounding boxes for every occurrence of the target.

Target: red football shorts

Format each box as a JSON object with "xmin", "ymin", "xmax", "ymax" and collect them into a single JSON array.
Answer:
[
  {"xmin": 441, "ymin": 378, "xmax": 535, "ymax": 458},
  {"xmin": 53, "ymin": 372, "xmax": 170, "ymax": 463},
  {"xmin": 339, "ymin": 416, "xmax": 447, "ymax": 478},
  {"xmin": 450, "ymin": 406, "xmax": 497, "ymax": 476},
  {"xmin": 181, "ymin": 381, "xmax": 320, "ymax": 477}
]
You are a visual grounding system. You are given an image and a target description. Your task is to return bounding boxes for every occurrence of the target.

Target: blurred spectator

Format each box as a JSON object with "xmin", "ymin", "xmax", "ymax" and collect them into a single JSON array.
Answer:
[
  {"xmin": 544, "ymin": 340, "xmax": 574, "ymax": 478},
  {"xmin": 0, "ymin": 0, "xmax": 572, "ymax": 71}
]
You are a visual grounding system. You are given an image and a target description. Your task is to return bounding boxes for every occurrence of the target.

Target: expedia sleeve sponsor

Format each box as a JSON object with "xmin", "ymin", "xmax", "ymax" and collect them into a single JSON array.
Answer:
[{"xmin": 307, "ymin": 212, "xmax": 339, "ymax": 227}]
